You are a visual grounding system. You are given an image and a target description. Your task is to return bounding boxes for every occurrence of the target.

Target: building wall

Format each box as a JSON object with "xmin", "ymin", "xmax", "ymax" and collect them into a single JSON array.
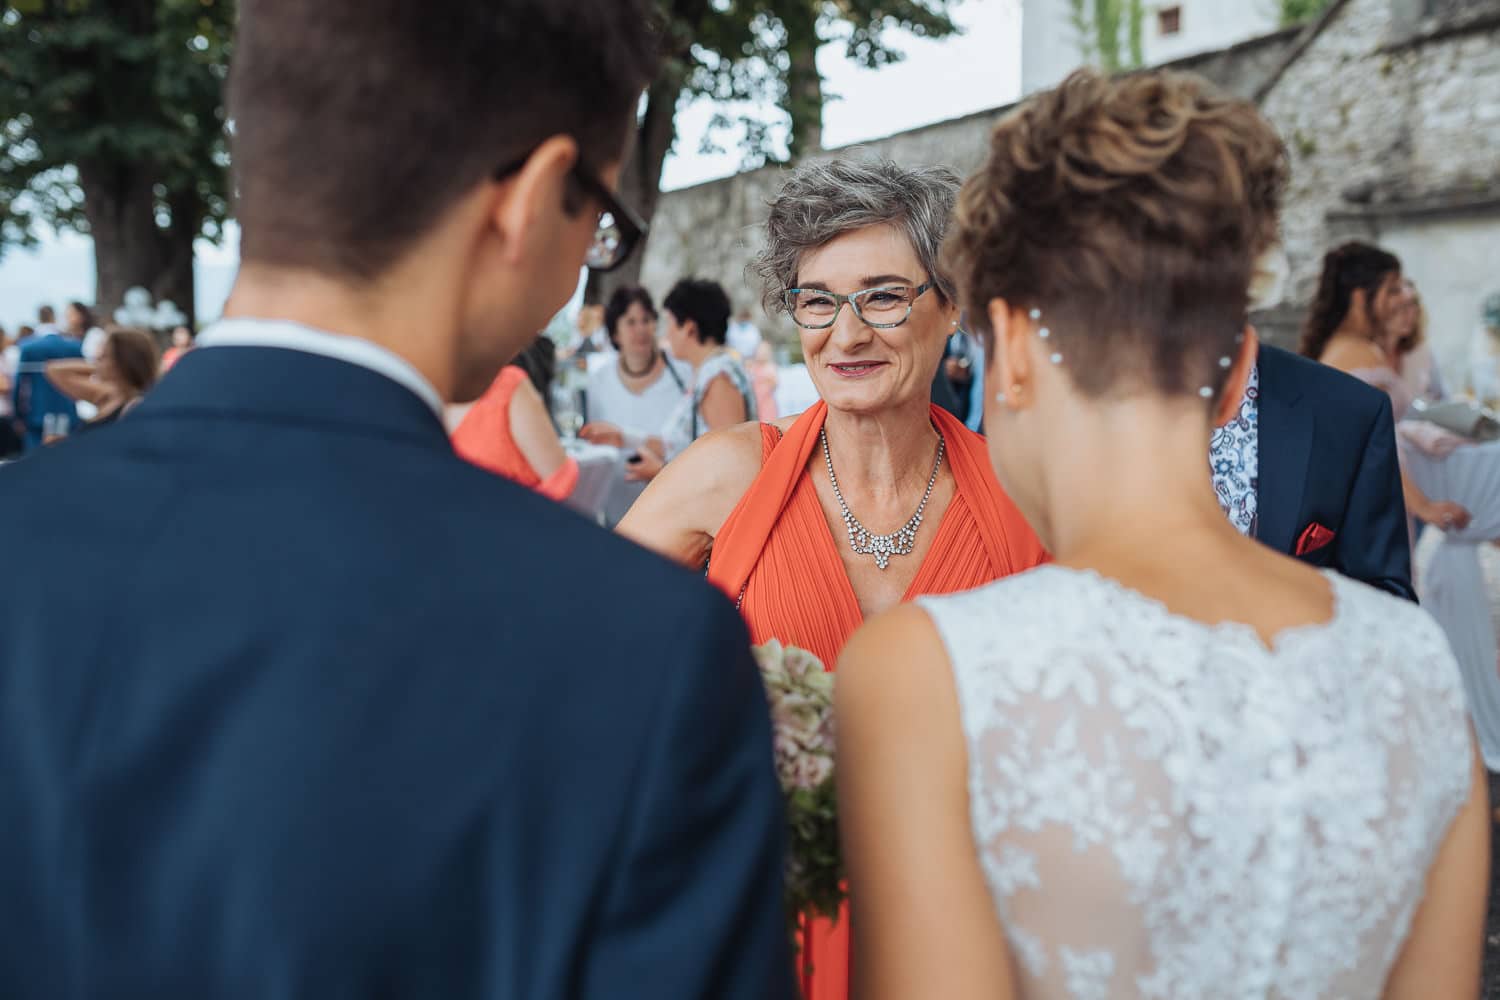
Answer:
[
  {"xmin": 1146, "ymin": 0, "xmax": 1283, "ymax": 66},
  {"xmin": 1021, "ymin": 0, "xmax": 1281, "ymax": 93}
]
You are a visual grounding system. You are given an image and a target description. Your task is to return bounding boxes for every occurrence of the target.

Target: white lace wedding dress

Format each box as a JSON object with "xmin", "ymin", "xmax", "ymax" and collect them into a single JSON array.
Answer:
[{"xmin": 920, "ymin": 566, "xmax": 1472, "ymax": 999}]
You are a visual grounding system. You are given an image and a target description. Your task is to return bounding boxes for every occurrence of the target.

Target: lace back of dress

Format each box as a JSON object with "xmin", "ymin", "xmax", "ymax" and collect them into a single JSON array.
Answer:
[{"xmin": 922, "ymin": 567, "xmax": 1472, "ymax": 1000}]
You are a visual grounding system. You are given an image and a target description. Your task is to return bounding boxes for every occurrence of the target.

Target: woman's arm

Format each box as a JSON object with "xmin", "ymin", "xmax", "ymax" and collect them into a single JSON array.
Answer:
[
  {"xmin": 837, "ymin": 606, "xmax": 1017, "ymax": 1000},
  {"xmin": 1399, "ymin": 469, "xmax": 1470, "ymax": 531},
  {"xmin": 44, "ymin": 359, "xmax": 108, "ymax": 406},
  {"xmin": 616, "ymin": 423, "xmax": 764, "ymax": 567},
  {"xmin": 509, "ymin": 377, "xmax": 569, "ymax": 482},
  {"xmin": 1382, "ymin": 740, "xmax": 1489, "ymax": 999},
  {"xmin": 698, "ymin": 373, "xmax": 748, "ymax": 433}
]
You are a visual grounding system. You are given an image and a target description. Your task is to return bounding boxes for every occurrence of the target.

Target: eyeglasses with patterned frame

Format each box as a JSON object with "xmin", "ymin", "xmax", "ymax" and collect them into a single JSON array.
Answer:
[{"xmin": 784, "ymin": 281, "xmax": 935, "ymax": 330}]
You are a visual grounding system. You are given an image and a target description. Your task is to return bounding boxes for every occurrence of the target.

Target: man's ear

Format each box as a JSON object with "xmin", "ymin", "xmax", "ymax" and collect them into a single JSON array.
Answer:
[{"xmin": 489, "ymin": 135, "xmax": 580, "ymax": 268}]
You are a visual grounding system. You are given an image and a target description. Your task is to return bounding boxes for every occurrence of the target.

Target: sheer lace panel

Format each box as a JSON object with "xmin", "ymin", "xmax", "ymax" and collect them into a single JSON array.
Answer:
[{"xmin": 921, "ymin": 567, "xmax": 1472, "ymax": 1000}]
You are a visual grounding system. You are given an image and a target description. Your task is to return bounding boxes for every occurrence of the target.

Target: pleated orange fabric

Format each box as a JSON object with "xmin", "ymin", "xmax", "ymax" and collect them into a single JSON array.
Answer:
[{"xmin": 706, "ymin": 400, "xmax": 1048, "ymax": 1000}]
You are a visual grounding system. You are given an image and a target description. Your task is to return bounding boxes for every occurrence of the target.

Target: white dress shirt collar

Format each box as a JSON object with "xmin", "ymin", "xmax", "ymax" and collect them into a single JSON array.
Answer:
[{"xmin": 196, "ymin": 317, "xmax": 444, "ymax": 418}]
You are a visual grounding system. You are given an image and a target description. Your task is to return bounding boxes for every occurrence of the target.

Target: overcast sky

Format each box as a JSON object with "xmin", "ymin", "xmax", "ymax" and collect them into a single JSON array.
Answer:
[{"xmin": 0, "ymin": 0, "xmax": 1020, "ymax": 332}]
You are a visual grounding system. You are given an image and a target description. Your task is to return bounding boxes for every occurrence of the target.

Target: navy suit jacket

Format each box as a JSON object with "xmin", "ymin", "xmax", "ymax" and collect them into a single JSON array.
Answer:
[
  {"xmin": 12, "ymin": 331, "xmax": 83, "ymax": 444},
  {"xmin": 1256, "ymin": 345, "xmax": 1414, "ymax": 601},
  {"xmin": 0, "ymin": 346, "xmax": 795, "ymax": 1000}
]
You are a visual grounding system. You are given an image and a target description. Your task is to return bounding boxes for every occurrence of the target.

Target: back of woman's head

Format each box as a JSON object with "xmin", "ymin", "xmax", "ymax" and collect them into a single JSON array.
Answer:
[
  {"xmin": 604, "ymin": 286, "xmax": 656, "ymax": 345},
  {"xmin": 1299, "ymin": 242, "xmax": 1402, "ymax": 359},
  {"xmin": 107, "ymin": 328, "xmax": 161, "ymax": 396},
  {"xmin": 943, "ymin": 68, "xmax": 1288, "ymax": 402},
  {"xmin": 663, "ymin": 279, "xmax": 732, "ymax": 345}
]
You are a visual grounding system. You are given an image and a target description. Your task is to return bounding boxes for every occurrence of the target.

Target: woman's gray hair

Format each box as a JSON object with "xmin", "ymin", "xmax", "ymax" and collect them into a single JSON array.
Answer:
[{"xmin": 751, "ymin": 157, "xmax": 961, "ymax": 315}]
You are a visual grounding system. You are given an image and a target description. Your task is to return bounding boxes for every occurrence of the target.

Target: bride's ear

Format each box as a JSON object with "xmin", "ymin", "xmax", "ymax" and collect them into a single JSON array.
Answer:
[
  {"xmin": 987, "ymin": 299, "xmax": 1036, "ymax": 408},
  {"xmin": 1213, "ymin": 325, "xmax": 1259, "ymax": 426}
]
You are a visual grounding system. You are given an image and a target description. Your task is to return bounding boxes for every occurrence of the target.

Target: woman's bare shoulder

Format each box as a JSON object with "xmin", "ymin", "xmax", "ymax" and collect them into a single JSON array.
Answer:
[
  {"xmin": 1321, "ymin": 338, "xmax": 1388, "ymax": 372},
  {"xmin": 619, "ymin": 420, "xmax": 771, "ymax": 552}
]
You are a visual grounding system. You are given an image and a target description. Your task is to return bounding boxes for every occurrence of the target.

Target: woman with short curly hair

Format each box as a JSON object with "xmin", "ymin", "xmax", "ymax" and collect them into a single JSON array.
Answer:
[{"xmin": 618, "ymin": 156, "xmax": 1048, "ymax": 1000}]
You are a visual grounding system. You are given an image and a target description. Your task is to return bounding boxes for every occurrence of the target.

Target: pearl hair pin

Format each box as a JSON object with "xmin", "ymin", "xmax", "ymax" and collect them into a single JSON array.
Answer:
[{"xmin": 1021, "ymin": 305, "xmax": 1219, "ymax": 400}]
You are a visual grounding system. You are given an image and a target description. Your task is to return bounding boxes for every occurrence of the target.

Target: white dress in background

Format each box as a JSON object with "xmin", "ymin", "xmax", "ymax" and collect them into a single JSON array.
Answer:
[
  {"xmin": 586, "ymin": 357, "xmax": 689, "ymax": 525},
  {"xmin": 920, "ymin": 566, "xmax": 1471, "ymax": 1000}
]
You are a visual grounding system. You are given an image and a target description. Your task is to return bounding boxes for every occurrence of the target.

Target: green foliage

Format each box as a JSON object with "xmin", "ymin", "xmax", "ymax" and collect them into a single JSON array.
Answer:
[
  {"xmin": 785, "ymin": 781, "xmax": 845, "ymax": 940},
  {"xmin": 0, "ymin": 0, "xmax": 233, "ymax": 258},
  {"xmin": 1279, "ymin": 0, "xmax": 1335, "ymax": 26},
  {"xmin": 1067, "ymin": 0, "xmax": 1146, "ymax": 72}
]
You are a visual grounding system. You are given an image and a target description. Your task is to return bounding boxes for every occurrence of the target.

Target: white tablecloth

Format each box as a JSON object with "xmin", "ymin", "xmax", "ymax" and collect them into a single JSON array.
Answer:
[
  {"xmin": 564, "ymin": 440, "xmax": 623, "ymax": 524},
  {"xmin": 1405, "ymin": 433, "xmax": 1500, "ymax": 769}
]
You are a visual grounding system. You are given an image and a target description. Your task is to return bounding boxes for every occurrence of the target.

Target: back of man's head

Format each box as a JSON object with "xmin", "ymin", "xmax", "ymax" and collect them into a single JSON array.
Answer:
[
  {"xmin": 228, "ymin": 0, "xmax": 658, "ymax": 282},
  {"xmin": 37, "ymin": 305, "xmax": 55, "ymax": 325}
]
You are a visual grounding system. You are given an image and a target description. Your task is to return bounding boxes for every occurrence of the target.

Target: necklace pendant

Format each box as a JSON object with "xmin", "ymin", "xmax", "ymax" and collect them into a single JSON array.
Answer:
[{"xmin": 875, "ymin": 551, "xmax": 891, "ymax": 570}]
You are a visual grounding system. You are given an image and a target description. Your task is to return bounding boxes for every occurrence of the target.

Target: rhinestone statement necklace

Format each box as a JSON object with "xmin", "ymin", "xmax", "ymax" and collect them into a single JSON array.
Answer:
[{"xmin": 821, "ymin": 427, "xmax": 945, "ymax": 570}]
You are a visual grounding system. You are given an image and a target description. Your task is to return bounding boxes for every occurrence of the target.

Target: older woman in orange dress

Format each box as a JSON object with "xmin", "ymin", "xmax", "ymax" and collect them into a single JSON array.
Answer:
[{"xmin": 618, "ymin": 157, "xmax": 1048, "ymax": 1000}]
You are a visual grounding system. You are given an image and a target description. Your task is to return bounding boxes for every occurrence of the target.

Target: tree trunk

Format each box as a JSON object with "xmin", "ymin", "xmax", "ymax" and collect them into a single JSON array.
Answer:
[
  {"xmin": 155, "ymin": 191, "xmax": 201, "ymax": 327},
  {"xmin": 77, "ymin": 161, "xmax": 201, "ymax": 328},
  {"xmin": 584, "ymin": 75, "xmax": 685, "ymax": 304},
  {"xmin": 78, "ymin": 159, "xmax": 166, "ymax": 324},
  {"xmin": 785, "ymin": 5, "xmax": 824, "ymax": 160}
]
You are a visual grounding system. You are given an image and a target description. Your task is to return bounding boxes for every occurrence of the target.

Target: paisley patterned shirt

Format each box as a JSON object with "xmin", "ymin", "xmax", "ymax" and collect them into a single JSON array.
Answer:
[{"xmin": 1211, "ymin": 364, "xmax": 1258, "ymax": 537}]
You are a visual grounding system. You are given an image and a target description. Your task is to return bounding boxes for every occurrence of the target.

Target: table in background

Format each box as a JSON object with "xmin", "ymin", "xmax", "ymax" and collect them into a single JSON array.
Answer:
[{"xmin": 565, "ymin": 440, "xmax": 623, "ymax": 525}]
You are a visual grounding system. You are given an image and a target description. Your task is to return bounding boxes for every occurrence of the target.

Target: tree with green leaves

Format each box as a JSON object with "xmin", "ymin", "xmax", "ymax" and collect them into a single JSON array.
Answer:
[
  {"xmin": 0, "ymin": 0, "xmax": 232, "ymax": 323},
  {"xmin": 588, "ymin": 0, "xmax": 959, "ymax": 301},
  {"xmin": 1067, "ymin": 0, "xmax": 1145, "ymax": 72}
]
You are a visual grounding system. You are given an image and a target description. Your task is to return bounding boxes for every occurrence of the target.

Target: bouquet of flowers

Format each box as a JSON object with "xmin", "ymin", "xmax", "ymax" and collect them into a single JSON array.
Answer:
[{"xmin": 752, "ymin": 639, "xmax": 844, "ymax": 938}]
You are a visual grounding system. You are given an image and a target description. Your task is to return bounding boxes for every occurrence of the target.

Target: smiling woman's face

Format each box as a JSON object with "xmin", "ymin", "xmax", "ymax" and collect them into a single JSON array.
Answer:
[{"xmin": 795, "ymin": 223, "xmax": 953, "ymax": 416}]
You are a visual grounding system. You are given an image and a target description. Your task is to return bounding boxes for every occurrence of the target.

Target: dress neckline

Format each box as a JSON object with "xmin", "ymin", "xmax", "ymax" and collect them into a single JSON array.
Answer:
[
  {"xmin": 1036, "ymin": 564, "xmax": 1348, "ymax": 656},
  {"xmin": 805, "ymin": 463, "xmax": 965, "ymax": 625}
]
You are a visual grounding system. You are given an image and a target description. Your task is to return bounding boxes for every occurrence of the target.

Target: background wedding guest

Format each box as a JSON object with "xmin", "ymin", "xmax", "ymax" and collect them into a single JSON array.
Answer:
[
  {"xmin": 1302, "ymin": 242, "xmax": 1471, "ymax": 534},
  {"xmin": 0, "ymin": 1, "xmax": 794, "ymax": 996},
  {"xmin": 749, "ymin": 340, "xmax": 780, "ymax": 421},
  {"xmin": 579, "ymin": 286, "xmax": 688, "ymax": 523},
  {"xmin": 727, "ymin": 305, "xmax": 763, "ymax": 359},
  {"xmin": 43, "ymin": 326, "xmax": 159, "ymax": 431},
  {"xmin": 452, "ymin": 336, "xmax": 579, "ymax": 501},
  {"xmin": 584, "ymin": 277, "xmax": 754, "ymax": 484},
  {"xmin": 1390, "ymin": 280, "xmax": 1446, "ymax": 402},
  {"xmin": 838, "ymin": 67, "xmax": 1487, "ymax": 1000},
  {"xmin": 10, "ymin": 304, "xmax": 82, "ymax": 450},
  {"xmin": 620, "ymin": 156, "xmax": 1049, "ymax": 1000},
  {"xmin": 65, "ymin": 301, "xmax": 109, "ymax": 362},
  {"xmin": 160, "ymin": 325, "xmax": 195, "ymax": 373}
]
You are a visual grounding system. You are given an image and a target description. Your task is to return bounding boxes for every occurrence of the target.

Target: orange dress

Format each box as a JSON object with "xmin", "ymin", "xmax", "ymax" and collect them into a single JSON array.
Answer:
[
  {"xmin": 451, "ymin": 367, "xmax": 578, "ymax": 501},
  {"xmin": 707, "ymin": 401, "xmax": 1049, "ymax": 1000}
]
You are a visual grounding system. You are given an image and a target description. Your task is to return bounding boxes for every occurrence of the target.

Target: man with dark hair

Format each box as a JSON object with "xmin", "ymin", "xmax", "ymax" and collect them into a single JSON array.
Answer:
[
  {"xmin": 0, "ymin": 3, "xmax": 793, "ymax": 998},
  {"xmin": 10, "ymin": 302, "xmax": 82, "ymax": 450}
]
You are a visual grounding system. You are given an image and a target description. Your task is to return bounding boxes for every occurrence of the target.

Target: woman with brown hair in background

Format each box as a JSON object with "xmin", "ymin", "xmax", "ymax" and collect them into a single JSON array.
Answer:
[{"xmin": 44, "ymin": 327, "xmax": 160, "ymax": 432}]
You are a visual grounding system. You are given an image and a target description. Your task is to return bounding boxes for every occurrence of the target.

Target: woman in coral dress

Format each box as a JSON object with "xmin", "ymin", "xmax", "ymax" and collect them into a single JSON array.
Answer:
[
  {"xmin": 619, "ymin": 157, "xmax": 1048, "ymax": 1000},
  {"xmin": 451, "ymin": 338, "xmax": 578, "ymax": 501}
]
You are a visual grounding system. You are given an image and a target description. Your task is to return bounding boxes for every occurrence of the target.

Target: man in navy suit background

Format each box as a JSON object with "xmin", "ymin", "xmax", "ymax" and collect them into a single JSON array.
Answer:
[
  {"xmin": 11, "ymin": 304, "xmax": 82, "ymax": 450},
  {"xmin": 0, "ymin": 2, "xmax": 793, "ymax": 998},
  {"xmin": 1214, "ymin": 332, "xmax": 1415, "ymax": 601}
]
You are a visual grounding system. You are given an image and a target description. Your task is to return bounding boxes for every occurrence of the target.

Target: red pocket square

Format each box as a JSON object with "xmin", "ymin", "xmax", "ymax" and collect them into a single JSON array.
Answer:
[{"xmin": 1296, "ymin": 522, "xmax": 1336, "ymax": 556}]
